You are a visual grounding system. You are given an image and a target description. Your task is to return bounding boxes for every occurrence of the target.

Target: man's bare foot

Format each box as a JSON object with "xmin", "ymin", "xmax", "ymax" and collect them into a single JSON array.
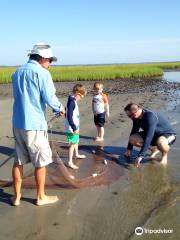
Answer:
[
  {"xmin": 11, "ymin": 196, "xmax": 21, "ymax": 206},
  {"xmin": 160, "ymin": 156, "xmax": 167, "ymax": 166},
  {"xmin": 147, "ymin": 156, "xmax": 159, "ymax": 161},
  {"xmin": 36, "ymin": 195, "xmax": 59, "ymax": 206},
  {"xmin": 68, "ymin": 162, "xmax": 79, "ymax": 169},
  {"xmin": 75, "ymin": 154, "xmax": 86, "ymax": 159},
  {"xmin": 150, "ymin": 150, "xmax": 160, "ymax": 159}
]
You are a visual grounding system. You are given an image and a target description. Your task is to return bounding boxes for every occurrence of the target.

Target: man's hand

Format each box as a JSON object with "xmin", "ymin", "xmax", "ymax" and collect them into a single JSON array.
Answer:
[
  {"xmin": 134, "ymin": 156, "xmax": 143, "ymax": 168},
  {"xmin": 124, "ymin": 149, "xmax": 131, "ymax": 159},
  {"xmin": 56, "ymin": 106, "xmax": 65, "ymax": 117}
]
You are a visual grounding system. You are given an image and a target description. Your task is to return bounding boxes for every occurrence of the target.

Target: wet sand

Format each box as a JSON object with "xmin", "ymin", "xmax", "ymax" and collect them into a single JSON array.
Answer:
[{"xmin": 0, "ymin": 79, "xmax": 180, "ymax": 240}]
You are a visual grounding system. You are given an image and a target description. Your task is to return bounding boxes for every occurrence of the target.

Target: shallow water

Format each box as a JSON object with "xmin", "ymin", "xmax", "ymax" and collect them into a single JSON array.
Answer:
[{"xmin": 163, "ymin": 71, "xmax": 180, "ymax": 83}]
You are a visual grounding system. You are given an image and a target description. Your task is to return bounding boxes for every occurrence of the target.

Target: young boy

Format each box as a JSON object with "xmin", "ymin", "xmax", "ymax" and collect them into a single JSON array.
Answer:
[
  {"xmin": 92, "ymin": 82, "xmax": 110, "ymax": 141},
  {"xmin": 65, "ymin": 84, "xmax": 87, "ymax": 169}
]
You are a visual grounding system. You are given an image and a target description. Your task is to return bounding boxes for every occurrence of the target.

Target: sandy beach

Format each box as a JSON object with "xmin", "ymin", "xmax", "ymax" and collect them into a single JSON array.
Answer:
[{"xmin": 0, "ymin": 78, "xmax": 180, "ymax": 240}]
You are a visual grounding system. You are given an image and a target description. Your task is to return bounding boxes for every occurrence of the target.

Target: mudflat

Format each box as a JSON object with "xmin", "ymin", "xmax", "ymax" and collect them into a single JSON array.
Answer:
[{"xmin": 0, "ymin": 78, "xmax": 180, "ymax": 240}]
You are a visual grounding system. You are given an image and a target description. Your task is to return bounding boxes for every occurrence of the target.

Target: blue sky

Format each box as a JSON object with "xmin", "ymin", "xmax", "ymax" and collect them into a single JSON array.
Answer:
[{"xmin": 0, "ymin": 0, "xmax": 180, "ymax": 65}]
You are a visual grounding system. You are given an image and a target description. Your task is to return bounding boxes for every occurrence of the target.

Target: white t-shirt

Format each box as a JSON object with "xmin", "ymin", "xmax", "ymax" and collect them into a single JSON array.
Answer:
[{"xmin": 92, "ymin": 93, "xmax": 108, "ymax": 114}]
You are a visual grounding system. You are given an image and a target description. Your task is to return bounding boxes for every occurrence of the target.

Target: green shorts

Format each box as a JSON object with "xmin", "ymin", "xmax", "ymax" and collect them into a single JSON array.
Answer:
[{"xmin": 66, "ymin": 133, "xmax": 79, "ymax": 144}]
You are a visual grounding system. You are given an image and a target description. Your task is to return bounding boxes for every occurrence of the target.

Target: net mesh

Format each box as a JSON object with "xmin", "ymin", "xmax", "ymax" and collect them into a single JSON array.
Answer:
[{"xmin": 0, "ymin": 140, "xmax": 124, "ymax": 189}]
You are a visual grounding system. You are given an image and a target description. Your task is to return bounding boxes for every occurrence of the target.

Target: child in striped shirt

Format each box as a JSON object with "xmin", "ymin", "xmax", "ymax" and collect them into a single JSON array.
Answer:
[{"xmin": 65, "ymin": 84, "xmax": 87, "ymax": 169}]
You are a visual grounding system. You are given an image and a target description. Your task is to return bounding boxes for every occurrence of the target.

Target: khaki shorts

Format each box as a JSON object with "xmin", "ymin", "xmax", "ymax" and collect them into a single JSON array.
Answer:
[{"xmin": 13, "ymin": 128, "xmax": 52, "ymax": 168}]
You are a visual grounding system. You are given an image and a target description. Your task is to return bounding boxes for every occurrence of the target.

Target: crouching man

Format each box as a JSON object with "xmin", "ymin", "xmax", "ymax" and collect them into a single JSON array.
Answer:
[{"xmin": 124, "ymin": 103, "xmax": 176, "ymax": 167}]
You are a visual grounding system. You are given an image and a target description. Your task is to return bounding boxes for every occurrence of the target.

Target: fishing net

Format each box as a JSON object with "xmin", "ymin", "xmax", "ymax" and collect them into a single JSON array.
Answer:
[{"xmin": 0, "ymin": 118, "xmax": 124, "ymax": 189}]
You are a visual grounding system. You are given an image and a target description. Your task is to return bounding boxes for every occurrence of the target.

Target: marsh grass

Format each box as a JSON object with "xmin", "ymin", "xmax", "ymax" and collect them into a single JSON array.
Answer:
[{"xmin": 0, "ymin": 62, "xmax": 180, "ymax": 83}]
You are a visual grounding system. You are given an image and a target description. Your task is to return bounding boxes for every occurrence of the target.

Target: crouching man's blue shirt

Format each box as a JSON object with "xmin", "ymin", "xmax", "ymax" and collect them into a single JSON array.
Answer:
[{"xmin": 12, "ymin": 60, "xmax": 62, "ymax": 130}]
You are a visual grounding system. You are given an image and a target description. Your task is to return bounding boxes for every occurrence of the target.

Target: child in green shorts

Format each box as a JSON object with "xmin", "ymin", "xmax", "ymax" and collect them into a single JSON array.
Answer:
[{"xmin": 65, "ymin": 84, "xmax": 87, "ymax": 169}]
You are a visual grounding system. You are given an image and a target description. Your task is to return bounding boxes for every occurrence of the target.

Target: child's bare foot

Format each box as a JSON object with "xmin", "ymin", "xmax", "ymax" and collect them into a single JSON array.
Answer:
[
  {"xmin": 68, "ymin": 162, "xmax": 79, "ymax": 169},
  {"xmin": 11, "ymin": 196, "xmax": 21, "ymax": 206},
  {"xmin": 75, "ymin": 154, "xmax": 86, "ymax": 159},
  {"xmin": 95, "ymin": 137, "xmax": 104, "ymax": 142},
  {"xmin": 36, "ymin": 195, "xmax": 59, "ymax": 206}
]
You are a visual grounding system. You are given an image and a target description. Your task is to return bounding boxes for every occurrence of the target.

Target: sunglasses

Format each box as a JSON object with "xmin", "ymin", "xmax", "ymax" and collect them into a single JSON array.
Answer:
[
  {"xmin": 44, "ymin": 58, "xmax": 52, "ymax": 63},
  {"xmin": 127, "ymin": 108, "xmax": 139, "ymax": 118},
  {"xmin": 48, "ymin": 58, "xmax": 53, "ymax": 63}
]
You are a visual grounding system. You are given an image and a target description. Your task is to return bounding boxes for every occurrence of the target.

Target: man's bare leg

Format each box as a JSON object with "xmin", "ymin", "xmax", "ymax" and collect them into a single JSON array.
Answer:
[
  {"xmin": 129, "ymin": 133, "xmax": 159, "ymax": 160},
  {"xmin": 35, "ymin": 167, "xmax": 58, "ymax": 206},
  {"xmin": 149, "ymin": 146, "xmax": 160, "ymax": 159},
  {"xmin": 12, "ymin": 164, "xmax": 23, "ymax": 206},
  {"xmin": 129, "ymin": 133, "xmax": 143, "ymax": 147},
  {"xmin": 156, "ymin": 136, "xmax": 170, "ymax": 166}
]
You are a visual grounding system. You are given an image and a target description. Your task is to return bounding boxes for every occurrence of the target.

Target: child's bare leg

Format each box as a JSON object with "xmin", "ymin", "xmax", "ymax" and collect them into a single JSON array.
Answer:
[
  {"xmin": 100, "ymin": 127, "xmax": 104, "ymax": 140},
  {"xmin": 96, "ymin": 127, "xmax": 104, "ymax": 141},
  {"xmin": 68, "ymin": 144, "xmax": 79, "ymax": 169},
  {"xmin": 95, "ymin": 126, "xmax": 104, "ymax": 141},
  {"xmin": 74, "ymin": 143, "xmax": 86, "ymax": 159},
  {"xmin": 95, "ymin": 126, "xmax": 100, "ymax": 140}
]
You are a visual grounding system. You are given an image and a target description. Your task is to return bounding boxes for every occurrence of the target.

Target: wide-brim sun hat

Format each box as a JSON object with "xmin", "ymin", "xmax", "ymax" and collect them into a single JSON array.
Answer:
[{"xmin": 28, "ymin": 43, "xmax": 57, "ymax": 62}]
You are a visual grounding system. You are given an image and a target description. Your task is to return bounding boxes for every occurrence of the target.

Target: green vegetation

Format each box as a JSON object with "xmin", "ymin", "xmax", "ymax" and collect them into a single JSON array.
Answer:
[
  {"xmin": 0, "ymin": 67, "xmax": 16, "ymax": 83},
  {"xmin": 0, "ymin": 62, "xmax": 180, "ymax": 83},
  {"xmin": 49, "ymin": 65, "xmax": 163, "ymax": 82}
]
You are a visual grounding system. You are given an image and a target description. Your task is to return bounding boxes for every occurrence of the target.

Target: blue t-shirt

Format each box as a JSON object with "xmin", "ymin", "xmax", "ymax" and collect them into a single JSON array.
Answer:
[{"xmin": 12, "ymin": 60, "xmax": 62, "ymax": 130}]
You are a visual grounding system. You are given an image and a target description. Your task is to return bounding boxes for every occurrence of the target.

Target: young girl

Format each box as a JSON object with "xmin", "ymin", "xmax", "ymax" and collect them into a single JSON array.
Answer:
[{"xmin": 65, "ymin": 84, "xmax": 87, "ymax": 169}]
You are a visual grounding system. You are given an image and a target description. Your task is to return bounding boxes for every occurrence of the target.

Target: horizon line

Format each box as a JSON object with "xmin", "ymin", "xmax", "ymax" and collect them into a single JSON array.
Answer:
[{"xmin": 0, "ymin": 60, "xmax": 180, "ymax": 68}]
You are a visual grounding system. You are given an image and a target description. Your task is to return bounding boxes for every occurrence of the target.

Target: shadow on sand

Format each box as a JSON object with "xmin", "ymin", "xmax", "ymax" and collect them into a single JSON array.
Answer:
[
  {"xmin": 0, "ymin": 188, "xmax": 36, "ymax": 206},
  {"xmin": 0, "ymin": 146, "xmax": 14, "ymax": 156},
  {"xmin": 48, "ymin": 130, "xmax": 94, "ymax": 140}
]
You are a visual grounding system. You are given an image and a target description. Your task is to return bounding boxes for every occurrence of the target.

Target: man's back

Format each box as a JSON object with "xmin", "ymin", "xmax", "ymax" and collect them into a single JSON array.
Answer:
[{"xmin": 138, "ymin": 109, "xmax": 176, "ymax": 136}]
